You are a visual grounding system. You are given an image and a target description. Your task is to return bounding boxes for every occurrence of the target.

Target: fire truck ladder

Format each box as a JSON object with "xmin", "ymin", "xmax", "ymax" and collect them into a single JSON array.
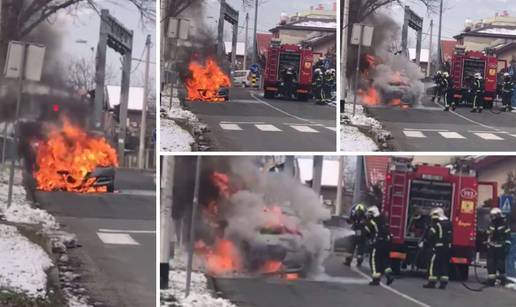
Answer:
[
  {"xmin": 268, "ymin": 48, "xmax": 279, "ymax": 80},
  {"xmin": 389, "ymin": 173, "xmax": 407, "ymax": 240}
]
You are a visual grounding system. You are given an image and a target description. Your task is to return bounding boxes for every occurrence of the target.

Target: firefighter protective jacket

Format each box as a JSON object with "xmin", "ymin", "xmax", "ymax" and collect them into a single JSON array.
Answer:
[
  {"xmin": 502, "ymin": 79, "xmax": 514, "ymax": 93},
  {"xmin": 424, "ymin": 218, "xmax": 452, "ymax": 248},
  {"xmin": 472, "ymin": 78, "xmax": 483, "ymax": 93},
  {"xmin": 487, "ymin": 217, "xmax": 511, "ymax": 248},
  {"xmin": 364, "ymin": 215, "xmax": 392, "ymax": 245},
  {"xmin": 348, "ymin": 209, "xmax": 366, "ymax": 232}
]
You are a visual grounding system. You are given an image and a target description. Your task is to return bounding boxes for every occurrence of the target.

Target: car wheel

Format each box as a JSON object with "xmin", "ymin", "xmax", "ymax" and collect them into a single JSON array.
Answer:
[{"xmin": 107, "ymin": 182, "xmax": 115, "ymax": 192}]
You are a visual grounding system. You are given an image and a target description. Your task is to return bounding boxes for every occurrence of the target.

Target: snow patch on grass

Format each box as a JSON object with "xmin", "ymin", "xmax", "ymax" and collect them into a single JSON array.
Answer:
[
  {"xmin": 0, "ymin": 224, "xmax": 53, "ymax": 298},
  {"xmin": 160, "ymin": 119, "xmax": 195, "ymax": 152},
  {"xmin": 340, "ymin": 125, "xmax": 378, "ymax": 152}
]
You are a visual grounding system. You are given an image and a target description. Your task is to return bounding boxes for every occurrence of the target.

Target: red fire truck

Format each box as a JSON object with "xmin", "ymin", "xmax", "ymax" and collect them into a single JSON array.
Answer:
[
  {"xmin": 382, "ymin": 158, "xmax": 498, "ymax": 280},
  {"xmin": 449, "ymin": 46, "xmax": 507, "ymax": 108},
  {"xmin": 263, "ymin": 40, "xmax": 313, "ymax": 101}
]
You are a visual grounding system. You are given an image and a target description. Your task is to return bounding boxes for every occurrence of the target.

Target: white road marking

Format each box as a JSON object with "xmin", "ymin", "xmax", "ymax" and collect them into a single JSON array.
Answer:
[
  {"xmin": 403, "ymin": 130, "xmax": 426, "ymax": 138},
  {"xmin": 98, "ymin": 229, "xmax": 156, "ymax": 234},
  {"xmin": 351, "ymin": 267, "xmax": 432, "ymax": 307},
  {"xmin": 511, "ymin": 134, "xmax": 516, "ymax": 138},
  {"xmin": 250, "ymin": 92, "xmax": 313, "ymax": 123},
  {"xmin": 255, "ymin": 124, "xmax": 282, "ymax": 132},
  {"xmin": 438, "ymin": 131, "xmax": 466, "ymax": 139},
  {"xmin": 404, "ymin": 128, "xmax": 448, "ymax": 132},
  {"xmin": 220, "ymin": 123, "xmax": 243, "ymax": 131},
  {"xmin": 221, "ymin": 121, "xmax": 265, "ymax": 124},
  {"xmin": 474, "ymin": 132, "xmax": 504, "ymax": 140},
  {"xmin": 325, "ymin": 127, "xmax": 337, "ymax": 131},
  {"xmin": 97, "ymin": 233, "xmax": 139, "ymax": 245},
  {"xmin": 290, "ymin": 125, "xmax": 319, "ymax": 133}
]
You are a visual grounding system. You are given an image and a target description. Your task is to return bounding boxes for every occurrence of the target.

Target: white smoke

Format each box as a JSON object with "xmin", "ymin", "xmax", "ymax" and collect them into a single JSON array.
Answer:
[{"xmin": 217, "ymin": 157, "xmax": 332, "ymax": 276}]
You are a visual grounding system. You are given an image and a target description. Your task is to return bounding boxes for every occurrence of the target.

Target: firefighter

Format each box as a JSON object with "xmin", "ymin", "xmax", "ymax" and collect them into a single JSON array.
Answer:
[
  {"xmin": 485, "ymin": 207, "xmax": 512, "ymax": 286},
  {"xmin": 323, "ymin": 69, "xmax": 335, "ymax": 102},
  {"xmin": 441, "ymin": 72, "xmax": 456, "ymax": 111},
  {"xmin": 471, "ymin": 72, "xmax": 484, "ymax": 112},
  {"xmin": 281, "ymin": 66, "xmax": 297, "ymax": 99},
  {"xmin": 432, "ymin": 71, "xmax": 443, "ymax": 102},
  {"xmin": 501, "ymin": 72, "xmax": 514, "ymax": 112},
  {"xmin": 312, "ymin": 68, "xmax": 324, "ymax": 103},
  {"xmin": 420, "ymin": 208, "xmax": 452, "ymax": 289},
  {"xmin": 344, "ymin": 203, "xmax": 367, "ymax": 267},
  {"xmin": 364, "ymin": 206, "xmax": 395, "ymax": 286}
]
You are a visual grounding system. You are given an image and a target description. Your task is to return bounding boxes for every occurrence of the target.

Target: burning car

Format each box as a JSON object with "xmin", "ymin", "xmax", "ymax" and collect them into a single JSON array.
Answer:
[
  {"xmin": 33, "ymin": 118, "xmax": 118, "ymax": 193},
  {"xmin": 185, "ymin": 57, "xmax": 231, "ymax": 102}
]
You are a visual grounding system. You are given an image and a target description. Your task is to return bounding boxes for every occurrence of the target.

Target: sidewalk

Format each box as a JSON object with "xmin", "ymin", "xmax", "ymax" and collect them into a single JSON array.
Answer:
[
  {"xmin": 160, "ymin": 249, "xmax": 236, "ymax": 307},
  {"xmin": 160, "ymin": 92, "xmax": 197, "ymax": 152}
]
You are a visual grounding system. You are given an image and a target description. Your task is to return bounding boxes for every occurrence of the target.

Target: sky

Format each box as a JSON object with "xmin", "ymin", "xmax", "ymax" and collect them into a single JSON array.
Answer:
[
  {"xmin": 388, "ymin": 0, "xmax": 516, "ymax": 51},
  {"xmin": 54, "ymin": 1, "xmax": 156, "ymax": 88},
  {"xmin": 206, "ymin": 0, "xmax": 337, "ymax": 41}
]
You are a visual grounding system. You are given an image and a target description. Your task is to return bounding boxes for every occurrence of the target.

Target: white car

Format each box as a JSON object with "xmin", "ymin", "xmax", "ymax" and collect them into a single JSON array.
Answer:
[{"xmin": 231, "ymin": 70, "xmax": 252, "ymax": 87}]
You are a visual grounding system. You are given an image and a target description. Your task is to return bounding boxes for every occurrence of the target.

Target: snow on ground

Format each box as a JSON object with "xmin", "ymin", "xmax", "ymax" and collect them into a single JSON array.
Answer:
[
  {"xmin": 160, "ymin": 118, "xmax": 195, "ymax": 152},
  {"xmin": 161, "ymin": 250, "xmax": 237, "ymax": 307},
  {"xmin": 340, "ymin": 101, "xmax": 381, "ymax": 151},
  {"xmin": 507, "ymin": 277, "xmax": 516, "ymax": 291},
  {"xmin": 0, "ymin": 167, "xmax": 58, "ymax": 229},
  {"xmin": 340, "ymin": 125, "xmax": 378, "ymax": 152},
  {"xmin": 160, "ymin": 96, "xmax": 198, "ymax": 152},
  {"xmin": 0, "ymin": 224, "xmax": 53, "ymax": 298}
]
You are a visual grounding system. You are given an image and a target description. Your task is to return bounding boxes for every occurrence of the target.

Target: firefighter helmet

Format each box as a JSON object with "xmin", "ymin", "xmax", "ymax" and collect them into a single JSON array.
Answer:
[
  {"xmin": 504, "ymin": 72, "xmax": 510, "ymax": 77},
  {"xmin": 430, "ymin": 208, "xmax": 444, "ymax": 220},
  {"xmin": 474, "ymin": 72, "xmax": 482, "ymax": 79},
  {"xmin": 366, "ymin": 206, "xmax": 380, "ymax": 218},
  {"xmin": 490, "ymin": 207, "xmax": 503, "ymax": 220},
  {"xmin": 437, "ymin": 71, "xmax": 442, "ymax": 75},
  {"xmin": 443, "ymin": 72, "xmax": 449, "ymax": 78},
  {"xmin": 354, "ymin": 203, "xmax": 366, "ymax": 213}
]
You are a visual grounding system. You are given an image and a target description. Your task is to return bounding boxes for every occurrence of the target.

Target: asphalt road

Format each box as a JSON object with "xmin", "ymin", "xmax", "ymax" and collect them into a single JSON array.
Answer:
[
  {"xmin": 35, "ymin": 169, "xmax": 156, "ymax": 307},
  {"xmin": 213, "ymin": 255, "xmax": 516, "ymax": 307},
  {"xmin": 365, "ymin": 91, "xmax": 516, "ymax": 151},
  {"xmin": 186, "ymin": 87, "xmax": 336, "ymax": 151}
]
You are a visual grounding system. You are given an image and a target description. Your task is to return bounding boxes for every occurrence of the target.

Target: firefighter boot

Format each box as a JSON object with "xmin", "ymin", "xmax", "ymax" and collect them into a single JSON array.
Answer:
[
  {"xmin": 423, "ymin": 281, "xmax": 437, "ymax": 289},
  {"xmin": 484, "ymin": 278, "xmax": 496, "ymax": 287},
  {"xmin": 369, "ymin": 278, "xmax": 380, "ymax": 286},
  {"xmin": 344, "ymin": 257, "xmax": 352, "ymax": 266},
  {"xmin": 451, "ymin": 103, "xmax": 456, "ymax": 111},
  {"xmin": 385, "ymin": 270, "xmax": 394, "ymax": 286},
  {"xmin": 470, "ymin": 108, "xmax": 477, "ymax": 113},
  {"xmin": 499, "ymin": 275, "xmax": 508, "ymax": 286},
  {"xmin": 438, "ymin": 281, "xmax": 448, "ymax": 289},
  {"xmin": 443, "ymin": 106, "xmax": 449, "ymax": 111}
]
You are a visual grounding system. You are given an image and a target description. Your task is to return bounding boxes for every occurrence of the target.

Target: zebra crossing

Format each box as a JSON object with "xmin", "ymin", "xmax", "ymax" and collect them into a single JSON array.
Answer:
[
  {"xmin": 97, "ymin": 228, "xmax": 155, "ymax": 246},
  {"xmin": 219, "ymin": 122, "xmax": 336, "ymax": 133},
  {"xmin": 402, "ymin": 129, "xmax": 516, "ymax": 141}
]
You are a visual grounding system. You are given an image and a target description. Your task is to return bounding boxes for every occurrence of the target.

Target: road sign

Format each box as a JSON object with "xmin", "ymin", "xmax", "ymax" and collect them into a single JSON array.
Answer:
[
  {"xmin": 4, "ymin": 41, "xmax": 45, "ymax": 81},
  {"xmin": 250, "ymin": 63, "xmax": 259, "ymax": 73},
  {"xmin": 168, "ymin": 18, "xmax": 189, "ymax": 40},
  {"xmin": 351, "ymin": 24, "xmax": 374, "ymax": 47},
  {"xmin": 500, "ymin": 195, "xmax": 513, "ymax": 214}
]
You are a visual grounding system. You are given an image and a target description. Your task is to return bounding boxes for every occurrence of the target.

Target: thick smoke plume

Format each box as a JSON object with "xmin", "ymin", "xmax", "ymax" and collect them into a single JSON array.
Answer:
[
  {"xmin": 175, "ymin": 157, "xmax": 332, "ymax": 277},
  {"xmin": 349, "ymin": 5, "xmax": 425, "ymax": 106}
]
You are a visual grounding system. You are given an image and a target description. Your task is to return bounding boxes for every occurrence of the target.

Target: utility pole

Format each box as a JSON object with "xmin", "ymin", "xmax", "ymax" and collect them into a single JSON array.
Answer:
[
  {"xmin": 217, "ymin": 0, "xmax": 225, "ymax": 58},
  {"xmin": 312, "ymin": 156, "xmax": 323, "ymax": 196},
  {"xmin": 341, "ymin": 0, "xmax": 350, "ymax": 101},
  {"xmin": 252, "ymin": 0, "xmax": 259, "ymax": 64},
  {"xmin": 352, "ymin": 156, "xmax": 363, "ymax": 204},
  {"xmin": 437, "ymin": 0, "xmax": 443, "ymax": 70},
  {"xmin": 138, "ymin": 34, "xmax": 151, "ymax": 169},
  {"xmin": 185, "ymin": 156, "xmax": 202, "ymax": 297},
  {"xmin": 427, "ymin": 19, "xmax": 433, "ymax": 77},
  {"xmin": 335, "ymin": 156, "xmax": 345, "ymax": 216},
  {"xmin": 243, "ymin": 12, "xmax": 249, "ymax": 70},
  {"xmin": 160, "ymin": 156, "xmax": 174, "ymax": 289}
]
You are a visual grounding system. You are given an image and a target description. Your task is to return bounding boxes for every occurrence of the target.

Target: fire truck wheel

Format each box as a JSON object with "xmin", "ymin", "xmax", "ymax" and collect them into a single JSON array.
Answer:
[
  {"xmin": 297, "ymin": 93, "xmax": 309, "ymax": 102},
  {"xmin": 264, "ymin": 90, "xmax": 274, "ymax": 99},
  {"xmin": 391, "ymin": 259, "xmax": 401, "ymax": 275},
  {"xmin": 450, "ymin": 263, "xmax": 469, "ymax": 281}
]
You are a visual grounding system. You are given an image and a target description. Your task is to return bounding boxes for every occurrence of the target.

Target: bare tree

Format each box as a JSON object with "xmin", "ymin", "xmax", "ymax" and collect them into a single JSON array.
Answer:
[
  {"xmin": 0, "ymin": 0, "xmax": 156, "ymax": 70},
  {"xmin": 66, "ymin": 56, "xmax": 115, "ymax": 90}
]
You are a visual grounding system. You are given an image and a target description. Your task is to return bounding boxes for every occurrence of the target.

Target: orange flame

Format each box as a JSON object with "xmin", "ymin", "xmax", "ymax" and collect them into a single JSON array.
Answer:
[
  {"xmin": 34, "ymin": 118, "xmax": 118, "ymax": 192},
  {"xmin": 185, "ymin": 57, "xmax": 231, "ymax": 102},
  {"xmin": 284, "ymin": 273, "xmax": 299, "ymax": 281},
  {"xmin": 212, "ymin": 171, "xmax": 232, "ymax": 199},
  {"xmin": 197, "ymin": 239, "xmax": 242, "ymax": 275},
  {"xmin": 260, "ymin": 260, "xmax": 283, "ymax": 273},
  {"xmin": 357, "ymin": 87, "xmax": 380, "ymax": 105}
]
